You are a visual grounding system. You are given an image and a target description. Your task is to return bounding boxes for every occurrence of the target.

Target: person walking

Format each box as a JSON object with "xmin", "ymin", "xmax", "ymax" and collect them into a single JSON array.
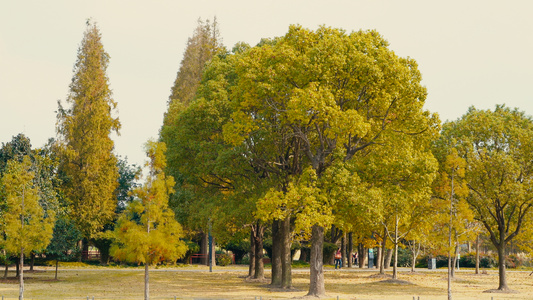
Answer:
[{"xmin": 335, "ymin": 248, "xmax": 342, "ymax": 269}]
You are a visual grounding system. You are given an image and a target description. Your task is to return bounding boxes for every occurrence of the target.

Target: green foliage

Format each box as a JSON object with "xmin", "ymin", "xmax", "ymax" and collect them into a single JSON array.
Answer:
[
  {"xmin": 116, "ymin": 156, "xmax": 141, "ymax": 214},
  {"xmin": 46, "ymin": 216, "xmax": 82, "ymax": 261},
  {"xmin": 323, "ymin": 242, "xmax": 337, "ymax": 263},
  {"xmin": 224, "ymin": 239, "xmax": 250, "ymax": 263},
  {"xmin": 56, "ymin": 21, "xmax": 120, "ymax": 239}
]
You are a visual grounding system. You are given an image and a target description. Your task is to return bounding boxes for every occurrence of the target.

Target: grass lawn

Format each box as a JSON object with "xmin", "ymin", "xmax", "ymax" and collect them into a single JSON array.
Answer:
[{"xmin": 1, "ymin": 264, "xmax": 533, "ymax": 299}]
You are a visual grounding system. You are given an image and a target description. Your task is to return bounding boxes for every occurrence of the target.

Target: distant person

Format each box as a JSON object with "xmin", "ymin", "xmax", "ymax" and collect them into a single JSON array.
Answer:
[{"xmin": 335, "ymin": 248, "xmax": 342, "ymax": 269}]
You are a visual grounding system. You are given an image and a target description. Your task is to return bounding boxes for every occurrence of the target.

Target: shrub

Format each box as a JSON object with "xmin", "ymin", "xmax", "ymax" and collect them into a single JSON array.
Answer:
[
  {"xmin": 216, "ymin": 253, "xmax": 232, "ymax": 266},
  {"xmin": 480, "ymin": 255, "xmax": 497, "ymax": 268},
  {"xmin": 224, "ymin": 239, "xmax": 250, "ymax": 264},
  {"xmin": 396, "ymin": 247, "xmax": 411, "ymax": 267},
  {"xmin": 323, "ymin": 242, "xmax": 337, "ymax": 264},
  {"xmin": 506, "ymin": 254, "xmax": 523, "ymax": 269}
]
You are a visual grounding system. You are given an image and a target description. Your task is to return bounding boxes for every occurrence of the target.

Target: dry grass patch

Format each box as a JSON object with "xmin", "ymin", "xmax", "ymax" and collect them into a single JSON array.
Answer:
[{"xmin": 0, "ymin": 267, "xmax": 533, "ymax": 299}]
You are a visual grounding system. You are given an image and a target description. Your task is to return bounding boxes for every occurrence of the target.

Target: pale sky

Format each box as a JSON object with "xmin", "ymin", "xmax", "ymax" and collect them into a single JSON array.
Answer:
[{"xmin": 1, "ymin": 0, "xmax": 532, "ymax": 168}]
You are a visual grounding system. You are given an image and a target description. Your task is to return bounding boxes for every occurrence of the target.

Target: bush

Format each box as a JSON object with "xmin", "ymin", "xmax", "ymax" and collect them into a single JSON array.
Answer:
[
  {"xmin": 224, "ymin": 239, "xmax": 250, "ymax": 264},
  {"xmin": 216, "ymin": 253, "xmax": 232, "ymax": 266},
  {"xmin": 417, "ymin": 255, "xmax": 448, "ymax": 268},
  {"xmin": 396, "ymin": 247, "xmax": 411, "ymax": 267},
  {"xmin": 506, "ymin": 254, "xmax": 523, "ymax": 269},
  {"xmin": 480, "ymin": 255, "xmax": 497, "ymax": 268},
  {"xmin": 323, "ymin": 242, "xmax": 337, "ymax": 264},
  {"xmin": 460, "ymin": 252, "xmax": 476, "ymax": 268}
]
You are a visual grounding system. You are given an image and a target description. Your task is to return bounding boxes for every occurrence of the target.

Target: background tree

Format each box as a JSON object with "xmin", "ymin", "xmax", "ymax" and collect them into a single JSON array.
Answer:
[
  {"xmin": 111, "ymin": 140, "xmax": 187, "ymax": 300},
  {"xmin": 56, "ymin": 21, "xmax": 120, "ymax": 239},
  {"xmin": 1, "ymin": 156, "xmax": 55, "ymax": 299},
  {"xmin": 46, "ymin": 216, "xmax": 82, "ymax": 280},
  {"xmin": 439, "ymin": 105, "xmax": 533, "ymax": 292},
  {"xmin": 161, "ymin": 17, "xmax": 224, "ymax": 264},
  {"xmin": 92, "ymin": 156, "xmax": 141, "ymax": 264}
]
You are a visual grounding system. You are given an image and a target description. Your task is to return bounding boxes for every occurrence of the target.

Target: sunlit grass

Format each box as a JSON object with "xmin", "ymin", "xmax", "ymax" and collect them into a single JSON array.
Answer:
[{"xmin": 1, "ymin": 266, "xmax": 533, "ymax": 299}]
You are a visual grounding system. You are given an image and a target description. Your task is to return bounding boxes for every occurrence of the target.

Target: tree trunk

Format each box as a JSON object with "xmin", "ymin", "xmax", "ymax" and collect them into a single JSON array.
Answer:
[
  {"xmin": 475, "ymin": 235, "xmax": 480, "ymax": 275},
  {"xmin": 144, "ymin": 262, "xmax": 149, "ymax": 300},
  {"xmin": 451, "ymin": 244, "xmax": 458, "ymax": 278},
  {"xmin": 19, "ymin": 248, "xmax": 24, "ymax": 300},
  {"xmin": 347, "ymin": 232, "xmax": 353, "ymax": 268},
  {"xmin": 271, "ymin": 220, "xmax": 282, "ymax": 285},
  {"xmin": 307, "ymin": 225, "xmax": 325, "ymax": 297},
  {"xmin": 393, "ymin": 240, "xmax": 398, "ymax": 279},
  {"xmin": 248, "ymin": 228, "xmax": 256, "ymax": 278},
  {"xmin": 392, "ymin": 215, "xmax": 399, "ymax": 279},
  {"xmin": 376, "ymin": 241, "xmax": 382, "ymax": 270},
  {"xmin": 55, "ymin": 260, "xmax": 59, "ymax": 280},
  {"xmin": 358, "ymin": 243, "xmax": 366, "ymax": 268},
  {"xmin": 281, "ymin": 216, "xmax": 292, "ymax": 289},
  {"xmin": 410, "ymin": 242, "xmax": 420, "ymax": 273},
  {"xmin": 15, "ymin": 257, "xmax": 20, "ymax": 278},
  {"xmin": 253, "ymin": 223, "xmax": 264, "ymax": 280},
  {"xmin": 341, "ymin": 234, "xmax": 346, "ymax": 269},
  {"xmin": 30, "ymin": 252, "xmax": 35, "ymax": 272},
  {"xmin": 81, "ymin": 240, "xmax": 89, "ymax": 262},
  {"xmin": 4, "ymin": 261, "xmax": 8, "ymax": 279},
  {"xmin": 384, "ymin": 249, "xmax": 393, "ymax": 269},
  {"xmin": 496, "ymin": 243, "xmax": 508, "ymax": 290},
  {"xmin": 201, "ymin": 232, "xmax": 208, "ymax": 265},
  {"xmin": 209, "ymin": 237, "xmax": 216, "ymax": 267},
  {"xmin": 379, "ymin": 227, "xmax": 387, "ymax": 274}
]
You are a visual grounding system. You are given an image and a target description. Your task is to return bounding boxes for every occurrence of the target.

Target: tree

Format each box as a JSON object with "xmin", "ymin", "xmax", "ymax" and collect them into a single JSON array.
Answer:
[
  {"xmin": 46, "ymin": 216, "xmax": 82, "ymax": 280},
  {"xmin": 111, "ymin": 140, "xmax": 187, "ymax": 300},
  {"xmin": 92, "ymin": 156, "xmax": 141, "ymax": 265},
  {"xmin": 56, "ymin": 21, "xmax": 120, "ymax": 239},
  {"xmin": 1, "ymin": 156, "xmax": 55, "ymax": 299},
  {"xmin": 222, "ymin": 25, "xmax": 436, "ymax": 296},
  {"xmin": 439, "ymin": 105, "xmax": 533, "ymax": 292},
  {"xmin": 161, "ymin": 17, "xmax": 224, "ymax": 265},
  {"xmin": 0, "ymin": 135, "xmax": 60, "ymax": 276},
  {"xmin": 167, "ymin": 17, "xmax": 222, "ymax": 107}
]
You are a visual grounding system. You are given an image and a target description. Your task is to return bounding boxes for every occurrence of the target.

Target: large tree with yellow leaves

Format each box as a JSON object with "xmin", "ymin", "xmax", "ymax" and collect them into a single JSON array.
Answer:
[{"xmin": 56, "ymin": 21, "xmax": 120, "ymax": 239}]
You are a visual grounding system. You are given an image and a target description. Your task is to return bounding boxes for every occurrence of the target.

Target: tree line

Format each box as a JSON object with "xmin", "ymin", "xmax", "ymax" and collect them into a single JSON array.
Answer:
[{"xmin": 1, "ymin": 18, "xmax": 532, "ymax": 300}]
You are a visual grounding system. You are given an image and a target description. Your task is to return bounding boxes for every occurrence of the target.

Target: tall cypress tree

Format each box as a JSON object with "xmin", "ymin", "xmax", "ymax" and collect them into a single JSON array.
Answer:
[{"xmin": 57, "ymin": 20, "xmax": 120, "ymax": 239}]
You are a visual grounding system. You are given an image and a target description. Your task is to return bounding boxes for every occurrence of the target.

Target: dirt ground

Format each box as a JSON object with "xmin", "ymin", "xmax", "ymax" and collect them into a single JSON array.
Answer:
[{"xmin": 0, "ymin": 265, "xmax": 532, "ymax": 299}]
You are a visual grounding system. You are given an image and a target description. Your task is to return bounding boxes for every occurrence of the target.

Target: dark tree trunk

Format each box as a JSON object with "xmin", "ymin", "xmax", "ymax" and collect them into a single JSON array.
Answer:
[
  {"xmin": 347, "ymin": 232, "xmax": 353, "ymax": 268},
  {"xmin": 253, "ymin": 223, "xmax": 264, "ymax": 279},
  {"xmin": 384, "ymin": 249, "xmax": 393, "ymax": 269},
  {"xmin": 30, "ymin": 252, "xmax": 35, "ymax": 271},
  {"xmin": 307, "ymin": 225, "xmax": 325, "ymax": 297},
  {"xmin": 81, "ymin": 239, "xmax": 89, "ymax": 261},
  {"xmin": 4, "ymin": 262, "xmax": 7, "ymax": 279},
  {"xmin": 301, "ymin": 250, "xmax": 307, "ymax": 262},
  {"xmin": 270, "ymin": 220, "xmax": 282, "ymax": 286},
  {"xmin": 281, "ymin": 216, "xmax": 292, "ymax": 288},
  {"xmin": 341, "ymin": 234, "xmax": 346, "ymax": 269},
  {"xmin": 55, "ymin": 260, "xmax": 59, "ymax": 280},
  {"xmin": 15, "ymin": 257, "xmax": 20, "ymax": 278},
  {"xmin": 475, "ymin": 235, "xmax": 480, "ymax": 275},
  {"xmin": 358, "ymin": 243, "xmax": 367, "ymax": 268},
  {"xmin": 201, "ymin": 232, "xmax": 208, "ymax": 265},
  {"xmin": 248, "ymin": 228, "xmax": 256, "ymax": 278},
  {"xmin": 497, "ymin": 243, "xmax": 508, "ymax": 290}
]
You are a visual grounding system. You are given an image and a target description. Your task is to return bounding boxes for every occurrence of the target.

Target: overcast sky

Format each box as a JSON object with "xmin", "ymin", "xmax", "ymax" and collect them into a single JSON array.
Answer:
[{"xmin": 1, "ymin": 0, "xmax": 532, "ymax": 168}]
